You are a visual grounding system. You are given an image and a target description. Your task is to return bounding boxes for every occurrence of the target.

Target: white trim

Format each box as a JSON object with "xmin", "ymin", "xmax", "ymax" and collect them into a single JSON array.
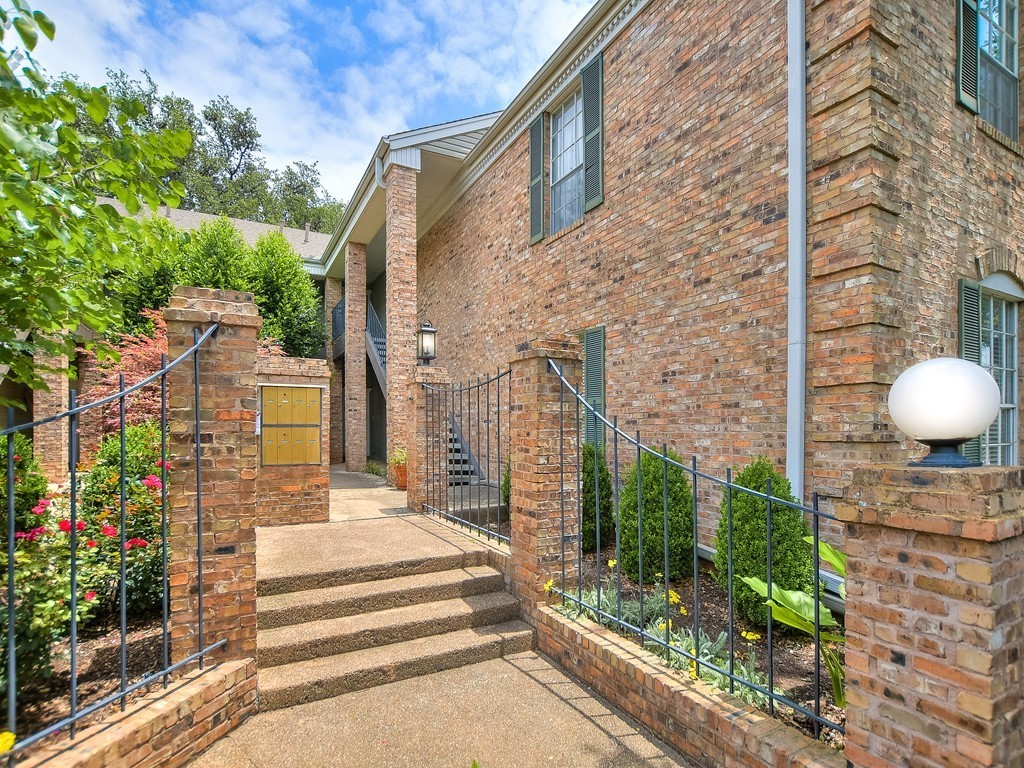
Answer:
[
  {"xmin": 384, "ymin": 147, "xmax": 422, "ymax": 173},
  {"xmin": 419, "ymin": 0, "xmax": 653, "ymax": 234}
]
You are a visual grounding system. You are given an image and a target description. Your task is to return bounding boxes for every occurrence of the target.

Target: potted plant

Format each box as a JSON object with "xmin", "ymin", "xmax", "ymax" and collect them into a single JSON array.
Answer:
[{"xmin": 388, "ymin": 446, "xmax": 409, "ymax": 490}]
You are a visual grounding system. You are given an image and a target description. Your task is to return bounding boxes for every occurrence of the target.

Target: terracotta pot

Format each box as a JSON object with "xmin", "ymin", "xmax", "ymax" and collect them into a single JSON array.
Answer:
[{"xmin": 393, "ymin": 463, "xmax": 408, "ymax": 490}]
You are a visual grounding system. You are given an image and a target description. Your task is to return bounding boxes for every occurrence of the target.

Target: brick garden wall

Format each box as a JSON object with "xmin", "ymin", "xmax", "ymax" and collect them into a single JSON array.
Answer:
[{"xmin": 256, "ymin": 355, "xmax": 331, "ymax": 527}]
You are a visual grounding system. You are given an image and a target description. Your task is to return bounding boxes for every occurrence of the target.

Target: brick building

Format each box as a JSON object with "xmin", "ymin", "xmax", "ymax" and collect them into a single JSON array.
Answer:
[{"xmin": 311, "ymin": 0, "xmax": 1024, "ymax": 505}]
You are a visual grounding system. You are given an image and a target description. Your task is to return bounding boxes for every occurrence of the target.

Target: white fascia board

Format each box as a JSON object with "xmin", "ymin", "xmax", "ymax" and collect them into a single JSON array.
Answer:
[{"xmin": 386, "ymin": 112, "xmax": 501, "ymax": 151}]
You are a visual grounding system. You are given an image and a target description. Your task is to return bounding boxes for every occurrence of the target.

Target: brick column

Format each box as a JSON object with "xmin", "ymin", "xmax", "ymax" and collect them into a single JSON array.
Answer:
[
  {"xmin": 164, "ymin": 287, "xmax": 260, "ymax": 664},
  {"xmin": 384, "ymin": 162, "xmax": 418, "ymax": 459},
  {"xmin": 33, "ymin": 353, "xmax": 69, "ymax": 483},
  {"xmin": 508, "ymin": 334, "xmax": 582, "ymax": 623},
  {"xmin": 325, "ymin": 276, "xmax": 344, "ymax": 466},
  {"xmin": 344, "ymin": 242, "xmax": 367, "ymax": 471},
  {"xmin": 408, "ymin": 366, "xmax": 450, "ymax": 513},
  {"xmin": 838, "ymin": 466, "xmax": 1024, "ymax": 768}
]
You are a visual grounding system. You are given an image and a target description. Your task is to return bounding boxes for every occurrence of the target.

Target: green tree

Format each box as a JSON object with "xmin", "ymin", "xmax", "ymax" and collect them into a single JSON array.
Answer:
[
  {"xmin": 113, "ymin": 216, "xmax": 188, "ymax": 335},
  {"xmin": 176, "ymin": 217, "xmax": 248, "ymax": 291},
  {"xmin": 245, "ymin": 232, "xmax": 328, "ymax": 357},
  {"xmin": 273, "ymin": 161, "xmax": 345, "ymax": 232},
  {"xmin": 0, "ymin": 2, "xmax": 190, "ymax": 403}
]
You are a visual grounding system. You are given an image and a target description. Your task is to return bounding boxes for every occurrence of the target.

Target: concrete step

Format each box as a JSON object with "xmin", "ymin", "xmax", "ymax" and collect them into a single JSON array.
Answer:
[
  {"xmin": 257, "ymin": 550, "xmax": 489, "ymax": 597},
  {"xmin": 258, "ymin": 591, "xmax": 521, "ymax": 667},
  {"xmin": 257, "ymin": 566, "xmax": 505, "ymax": 630},
  {"xmin": 258, "ymin": 620, "xmax": 534, "ymax": 711}
]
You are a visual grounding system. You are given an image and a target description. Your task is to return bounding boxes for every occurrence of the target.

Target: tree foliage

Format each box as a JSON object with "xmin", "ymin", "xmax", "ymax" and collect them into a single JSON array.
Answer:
[{"xmin": 0, "ymin": 3, "xmax": 190, "ymax": 404}]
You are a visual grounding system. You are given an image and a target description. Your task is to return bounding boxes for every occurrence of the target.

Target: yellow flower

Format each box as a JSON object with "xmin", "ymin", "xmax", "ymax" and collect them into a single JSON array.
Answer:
[
  {"xmin": 544, "ymin": 578, "xmax": 556, "ymax": 594},
  {"xmin": 607, "ymin": 559, "xmax": 617, "ymax": 568},
  {"xmin": 0, "ymin": 731, "xmax": 14, "ymax": 753},
  {"xmin": 679, "ymin": 605, "xmax": 688, "ymax": 616},
  {"xmin": 654, "ymin": 572, "xmax": 664, "ymax": 580},
  {"xmin": 741, "ymin": 630, "xmax": 762, "ymax": 643},
  {"xmin": 668, "ymin": 589, "xmax": 681, "ymax": 605},
  {"xmin": 688, "ymin": 660, "xmax": 698, "ymax": 681}
]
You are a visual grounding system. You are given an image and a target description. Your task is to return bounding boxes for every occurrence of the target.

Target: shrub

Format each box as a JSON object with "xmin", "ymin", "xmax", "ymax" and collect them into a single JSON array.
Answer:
[
  {"xmin": 0, "ymin": 433, "xmax": 50, "ymax": 536},
  {"xmin": 713, "ymin": 456, "xmax": 813, "ymax": 626},
  {"xmin": 85, "ymin": 318, "xmax": 167, "ymax": 434},
  {"xmin": 175, "ymin": 217, "xmax": 248, "ymax": 291},
  {"xmin": 580, "ymin": 443, "xmax": 614, "ymax": 553},
  {"xmin": 501, "ymin": 458, "xmax": 510, "ymax": 508},
  {"xmin": 618, "ymin": 448, "xmax": 693, "ymax": 584}
]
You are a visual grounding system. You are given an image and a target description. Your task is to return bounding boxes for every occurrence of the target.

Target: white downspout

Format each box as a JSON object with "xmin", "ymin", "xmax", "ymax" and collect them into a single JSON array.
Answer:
[{"xmin": 786, "ymin": 0, "xmax": 807, "ymax": 498}]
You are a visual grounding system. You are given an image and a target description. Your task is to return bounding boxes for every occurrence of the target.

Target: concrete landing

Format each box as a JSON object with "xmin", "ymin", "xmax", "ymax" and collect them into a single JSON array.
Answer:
[
  {"xmin": 191, "ymin": 652, "xmax": 695, "ymax": 768},
  {"xmin": 329, "ymin": 467, "xmax": 408, "ymax": 521}
]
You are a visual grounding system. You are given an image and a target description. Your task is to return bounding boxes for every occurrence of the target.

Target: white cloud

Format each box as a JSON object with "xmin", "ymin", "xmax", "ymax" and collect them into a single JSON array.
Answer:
[{"xmin": 32, "ymin": 0, "xmax": 593, "ymax": 208}]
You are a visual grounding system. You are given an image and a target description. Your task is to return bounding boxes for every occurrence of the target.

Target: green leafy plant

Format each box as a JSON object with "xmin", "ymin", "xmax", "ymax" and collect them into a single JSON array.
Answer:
[
  {"xmin": 388, "ymin": 446, "xmax": 408, "ymax": 467},
  {"xmin": 741, "ymin": 539, "xmax": 847, "ymax": 706},
  {"xmin": 580, "ymin": 443, "xmax": 614, "ymax": 553},
  {"xmin": 0, "ymin": 433, "xmax": 49, "ymax": 536},
  {"xmin": 713, "ymin": 456, "xmax": 813, "ymax": 626},
  {"xmin": 618, "ymin": 448, "xmax": 694, "ymax": 584},
  {"xmin": 501, "ymin": 458, "xmax": 510, "ymax": 508},
  {"xmin": 363, "ymin": 460, "xmax": 387, "ymax": 478}
]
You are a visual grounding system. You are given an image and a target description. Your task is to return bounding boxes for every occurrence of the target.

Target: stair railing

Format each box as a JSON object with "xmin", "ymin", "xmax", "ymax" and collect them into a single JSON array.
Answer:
[{"xmin": 366, "ymin": 303, "xmax": 387, "ymax": 395}]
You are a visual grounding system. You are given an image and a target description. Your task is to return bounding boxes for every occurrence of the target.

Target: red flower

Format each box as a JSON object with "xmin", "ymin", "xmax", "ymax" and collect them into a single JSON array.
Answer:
[
  {"xmin": 84, "ymin": 591, "xmax": 97, "ymax": 601},
  {"xmin": 58, "ymin": 519, "xmax": 71, "ymax": 533},
  {"xmin": 12, "ymin": 454, "xmax": 21, "ymax": 462},
  {"xmin": 86, "ymin": 540, "xmax": 97, "ymax": 548},
  {"xmin": 101, "ymin": 524, "xmax": 117, "ymax": 537},
  {"xmin": 125, "ymin": 537, "xmax": 149, "ymax": 551},
  {"xmin": 155, "ymin": 459, "xmax": 173, "ymax": 471},
  {"xmin": 14, "ymin": 531, "xmax": 28, "ymax": 540}
]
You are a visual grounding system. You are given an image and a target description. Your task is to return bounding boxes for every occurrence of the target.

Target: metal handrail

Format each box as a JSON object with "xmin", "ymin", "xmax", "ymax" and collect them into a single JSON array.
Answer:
[
  {"xmin": 331, "ymin": 299, "xmax": 345, "ymax": 341},
  {"xmin": 366, "ymin": 303, "xmax": 386, "ymax": 368}
]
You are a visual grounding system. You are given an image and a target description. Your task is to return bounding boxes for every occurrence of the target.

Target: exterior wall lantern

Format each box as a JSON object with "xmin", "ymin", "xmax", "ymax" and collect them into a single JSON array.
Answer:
[
  {"xmin": 887, "ymin": 357, "xmax": 1001, "ymax": 467},
  {"xmin": 417, "ymin": 321, "xmax": 437, "ymax": 364}
]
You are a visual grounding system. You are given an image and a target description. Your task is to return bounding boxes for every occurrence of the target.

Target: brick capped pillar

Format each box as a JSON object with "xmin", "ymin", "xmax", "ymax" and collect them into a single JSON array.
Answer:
[
  {"xmin": 325, "ymin": 276, "xmax": 344, "ymax": 465},
  {"xmin": 32, "ymin": 352, "xmax": 70, "ymax": 483},
  {"xmin": 164, "ymin": 287, "xmax": 260, "ymax": 664},
  {"xmin": 838, "ymin": 466, "xmax": 1024, "ymax": 768},
  {"xmin": 508, "ymin": 334, "xmax": 582, "ymax": 623},
  {"xmin": 408, "ymin": 366, "xmax": 450, "ymax": 513},
  {"xmin": 384, "ymin": 161, "xmax": 418, "ymax": 459},
  {"xmin": 344, "ymin": 242, "xmax": 367, "ymax": 471}
]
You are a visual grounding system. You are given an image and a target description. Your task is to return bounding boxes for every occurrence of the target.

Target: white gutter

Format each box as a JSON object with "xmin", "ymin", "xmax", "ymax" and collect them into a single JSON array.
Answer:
[{"xmin": 785, "ymin": 0, "xmax": 807, "ymax": 498}]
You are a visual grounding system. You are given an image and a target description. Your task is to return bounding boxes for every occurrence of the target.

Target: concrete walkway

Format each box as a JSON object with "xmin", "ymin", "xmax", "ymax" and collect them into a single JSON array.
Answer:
[
  {"xmin": 191, "ymin": 651, "xmax": 693, "ymax": 768},
  {"xmin": 205, "ymin": 470, "xmax": 695, "ymax": 768}
]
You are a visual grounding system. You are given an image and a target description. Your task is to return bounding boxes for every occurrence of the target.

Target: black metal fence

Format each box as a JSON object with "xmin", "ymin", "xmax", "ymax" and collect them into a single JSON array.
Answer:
[
  {"xmin": 422, "ymin": 368, "xmax": 511, "ymax": 544},
  {"xmin": 1, "ymin": 325, "xmax": 222, "ymax": 762},
  {"xmin": 546, "ymin": 359, "xmax": 845, "ymax": 738}
]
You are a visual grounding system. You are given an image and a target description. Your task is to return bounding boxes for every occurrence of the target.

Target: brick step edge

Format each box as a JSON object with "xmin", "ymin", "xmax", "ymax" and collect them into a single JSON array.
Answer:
[
  {"xmin": 258, "ymin": 621, "xmax": 534, "ymax": 711},
  {"xmin": 257, "ymin": 592, "xmax": 521, "ymax": 667},
  {"xmin": 256, "ymin": 550, "xmax": 490, "ymax": 597},
  {"xmin": 257, "ymin": 566, "xmax": 505, "ymax": 630}
]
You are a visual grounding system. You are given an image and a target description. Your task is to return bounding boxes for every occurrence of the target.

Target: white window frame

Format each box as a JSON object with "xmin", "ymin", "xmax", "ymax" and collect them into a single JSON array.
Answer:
[
  {"xmin": 550, "ymin": 89, "xmax": 584, "ymax": 233},
  {"xmin": 979, "ymin": 0, "xmax": 1019, "ymax": 138},
  {"xmin": 979, "ymin": 273, "xmax": 1021, "ymax": 465}
]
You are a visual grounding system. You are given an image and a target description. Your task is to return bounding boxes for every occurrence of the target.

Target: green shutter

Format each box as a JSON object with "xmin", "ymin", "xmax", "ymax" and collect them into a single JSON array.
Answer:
[
  {"xmin": 529, "ymin": 114, "xmax": 545, "ymax": 244},
  {"xmin": 959, "ymin": 278, "xmax": 983, "ymax": 463},
  {"xmin": 581, "ymin": 54, "xmax": 604, "ymax": 212},
  {"xmin": 583, "ymin": 326, "xmax": 606, "ymax": 445},
  {"xmin": 957, "ymin": 0, "xmax": 980, "ymax": 113}
]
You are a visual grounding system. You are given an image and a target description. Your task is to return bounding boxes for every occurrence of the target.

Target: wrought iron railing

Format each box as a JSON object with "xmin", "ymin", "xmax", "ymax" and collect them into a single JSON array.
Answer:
[
  {"xmin": 331, "ymin": 299, "xmax": 345, "ymax": 341},
  {"xmin": 546, "ymin": 359, "xmax": 844, "ymax": 738},
  {"xmin": 1, "ymin": 325, "xmax": 223, "ymax": 762},
  {"xmin": 422, "ymin": 368, "xmax": 511, "ymax": 544},
  {"xmin": 366, "ymin": 304, "xmax": 387, "ymax": 394}
]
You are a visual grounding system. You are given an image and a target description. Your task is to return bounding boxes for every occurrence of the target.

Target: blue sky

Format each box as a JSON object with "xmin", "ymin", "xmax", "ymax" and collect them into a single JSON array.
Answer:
[{"xmin": 33, "ymin": 0, "xmax": 594, "ymax": 204}]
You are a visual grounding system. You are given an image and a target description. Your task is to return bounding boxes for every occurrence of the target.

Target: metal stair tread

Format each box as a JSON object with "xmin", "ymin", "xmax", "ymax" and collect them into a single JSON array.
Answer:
[
  {"xmin": 257, "ymin": 591, "xmax": 520, "ymax": 653},
  {"xmin": 256, "ymin": 566, "xmax": 503, "ymax": 627},
  {"xmin": 257, "ymin": 621, "xmax": 534, "ymax": 709}
]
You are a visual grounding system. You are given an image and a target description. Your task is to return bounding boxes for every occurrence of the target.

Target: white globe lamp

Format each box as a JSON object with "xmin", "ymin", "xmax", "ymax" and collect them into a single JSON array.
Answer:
[{"xmin": 887, "ymin": 358, "xmax": 1001, "ymax": 468}]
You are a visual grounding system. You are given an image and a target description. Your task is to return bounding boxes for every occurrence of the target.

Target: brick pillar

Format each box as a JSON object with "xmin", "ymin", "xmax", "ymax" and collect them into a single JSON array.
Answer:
[
  {"xmin": 33, "ymin": 353, "xmax": 69, "ymax": 484},
  {"xmin": 508, "ymin": 334, "xmax": 582, "ymax": 623},
  {"xmin": 384, "ymin": 163, "xmax": 418, "ymax": 459},
  {"xmin": 325, "ymin": 276, "xmax": 344, "ymax": 465},
  {"xmin": 838, "ymin": 466, "xmax": 1024, "ymax": 768},
  {"xmin": 344, "ymin": 242, "xmax": 367, "ymax": 471},
  {"xmin": 164, "ymin": 287, "xmax": 260, "ymax": 664},
  {"xmin": 73, "ymin": 352, "xmax": 104, "ymax": 460},
  {"xmin": 408, "ymin": 366, "xmax": 450, "ymax": 513}
]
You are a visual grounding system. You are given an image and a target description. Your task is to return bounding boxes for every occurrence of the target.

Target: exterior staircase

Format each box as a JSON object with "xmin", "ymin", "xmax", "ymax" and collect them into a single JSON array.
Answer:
[
  {"xmin": 255, "ymin": 546, "xmax": 531, "ymax": 710},
  {"xmin": 448, "ymin": 421, "xmax": 480, "ymax": 486}
]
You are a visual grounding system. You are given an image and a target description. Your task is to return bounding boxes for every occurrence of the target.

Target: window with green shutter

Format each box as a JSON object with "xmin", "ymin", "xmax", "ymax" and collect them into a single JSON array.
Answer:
[
  {"xmin": 960, "ymin": 277, "xmax": 1019, "ymax": 465},
  {"xmin": 958, "ymin": 0, "xmax": 1019, "ymax": 141},
  {"xmin": 582, "ymin": 326, "xmax": 606, "ymax": 445},
  {"xmin": 529, "ymin": 114, "xmax": 545, "ymax": 244}
]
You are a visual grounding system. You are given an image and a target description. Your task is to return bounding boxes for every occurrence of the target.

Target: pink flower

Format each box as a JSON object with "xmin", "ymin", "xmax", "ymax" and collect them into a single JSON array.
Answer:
[
  {"xmin": 86, "ymin": 540, "xmax": 97, "ymax": 548},
  {"xmin": 154, "ymin": 459, "xmax": 173, "ymax": 471},
  {"xmin": 38, "ymin": 498, "xmax": 51, "ymax": 508},
  {"xmin": 13, "ymin": 454, "xmax": 21, "ymax": 462},
  {"xmin": 142, "ymin": 475, "xmax": 162, "ymax": 490},
  {"xmin": 31, "ymin": 504, "xmax": 45, "ymax": 515},
  {"xmin": 101, "ymin": 524, "xmax": 117, "ymax": 537},
  {"xmin": 84, "ymin": 591, "xmax": 96, "ymax": 601},
  {"xmin": 14, "ymin": 531, "xmax": 28, "ymax": 540},
  {"xmin": 125, "ymin": 537, "xmax": 149, "ymax": 551}
]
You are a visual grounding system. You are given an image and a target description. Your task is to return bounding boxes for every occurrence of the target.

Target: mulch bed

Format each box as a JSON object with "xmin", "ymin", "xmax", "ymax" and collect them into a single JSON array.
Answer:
[
  {"xmin": 568, "ymin": 547, "xmax": 846, "ymax": 749},
  {"xmin": 13, "ymin": 614, "xmax": 168, "ymax": 756}
]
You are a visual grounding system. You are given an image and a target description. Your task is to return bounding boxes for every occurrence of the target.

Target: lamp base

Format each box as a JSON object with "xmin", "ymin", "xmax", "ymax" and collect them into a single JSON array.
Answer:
[{"xmin": 910, "ymin": 441, "xmax": 981, "ymax": 469}]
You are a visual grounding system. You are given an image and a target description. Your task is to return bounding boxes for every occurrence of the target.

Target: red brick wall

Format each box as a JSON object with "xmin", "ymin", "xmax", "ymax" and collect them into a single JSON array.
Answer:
[
  {"xmin": 20, "ymin": 660, "xmax": 256, "ymax": 768},
  {"xmin": 420, "ymin": 0, "xmax": 791, "ymax": 543},
  {"xmin": 32, "ymin": 353, "xmax": 69, "ymax": 483},
  {"xmin": 256, "ymin": 356, "xmax": 331, "ymax": 527}
]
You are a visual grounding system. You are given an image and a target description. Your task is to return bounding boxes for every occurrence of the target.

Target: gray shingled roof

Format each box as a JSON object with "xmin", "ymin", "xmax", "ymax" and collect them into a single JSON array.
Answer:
[{"xmin": 97, "ymin": 196, "xmax": 332, "ymax": 262}]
